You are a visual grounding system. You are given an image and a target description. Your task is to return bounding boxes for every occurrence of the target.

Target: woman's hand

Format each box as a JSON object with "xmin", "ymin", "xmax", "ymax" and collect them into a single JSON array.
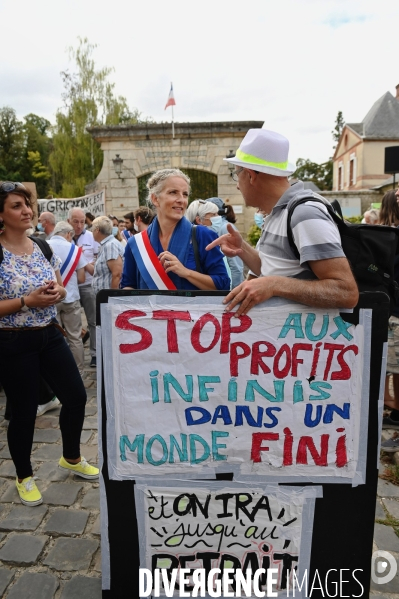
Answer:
[
  {"xmin": 158, "ymin": 251, "xmax": 188, "ymax": 278},
  {"xmin": 25, "ymin": 282, "xmax": 63, "ymax": 308}
]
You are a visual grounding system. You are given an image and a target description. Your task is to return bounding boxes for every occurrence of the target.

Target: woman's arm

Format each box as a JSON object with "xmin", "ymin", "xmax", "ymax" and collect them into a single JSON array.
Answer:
[
  {"xmin": 107, "ymin": 256, "xmax": 123, "ymax": 289},
  {"xmin": 158, "ymin": 251, "xmax": 217, "ymax": 290},
  {"xmin": 121, "ymin": 242, "xmax": 138, "ymax": 289}
]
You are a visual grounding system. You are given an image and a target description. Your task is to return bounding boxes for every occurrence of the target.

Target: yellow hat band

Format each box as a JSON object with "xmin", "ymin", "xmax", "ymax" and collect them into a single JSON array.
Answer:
[{"xmin": 236, "ymin": 149, "xmax": 289, "ymax": 170}]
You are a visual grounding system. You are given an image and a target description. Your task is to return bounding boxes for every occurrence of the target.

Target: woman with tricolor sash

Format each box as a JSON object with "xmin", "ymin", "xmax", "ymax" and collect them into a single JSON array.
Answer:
[{"xmin": 121, "ymin": 169, "xmax": 230, "ymax": 291}]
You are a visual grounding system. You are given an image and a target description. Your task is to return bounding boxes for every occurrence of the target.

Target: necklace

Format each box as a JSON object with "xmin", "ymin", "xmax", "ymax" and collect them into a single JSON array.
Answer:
[{"xmin": 1, "ymin": 238, "xmax": 32, "ymax": 257}]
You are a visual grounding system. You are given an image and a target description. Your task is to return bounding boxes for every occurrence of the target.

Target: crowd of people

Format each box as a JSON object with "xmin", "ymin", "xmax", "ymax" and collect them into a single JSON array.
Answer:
[{"xmin": 1, "ymin": 127, "xmax": 399, "ymax": 508}]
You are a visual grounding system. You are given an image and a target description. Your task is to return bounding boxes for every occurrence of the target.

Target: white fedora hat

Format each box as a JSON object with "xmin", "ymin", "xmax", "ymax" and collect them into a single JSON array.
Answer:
[{"xmin": 224, "ymin": 128, "xmax": 295, "ymax": 177}]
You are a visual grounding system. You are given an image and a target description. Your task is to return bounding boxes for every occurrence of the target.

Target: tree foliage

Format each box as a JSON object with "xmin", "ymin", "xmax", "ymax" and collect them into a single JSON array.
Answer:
[
  {"xmin": 0, "ymin": 107, "xmax": 52, "ymax": 196},
  {"xmin": 332, "ymin": 110, "xmax": 345, "ymax": 148},
  {"xmin": 50, "ymin": 37, "xmax": 143, "ymax": 197},
  {"xmin": 292, "ymin": 158, "xmax": 333, "ymax": 191}
]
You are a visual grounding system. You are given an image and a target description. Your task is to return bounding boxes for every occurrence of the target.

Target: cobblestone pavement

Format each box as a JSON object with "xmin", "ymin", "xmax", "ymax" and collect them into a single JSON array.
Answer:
[
  {"xmin": 0, "ymin": 348, "xmax": 101, "ymax": 598},
  {"xmin": 1, "ymin": 348, "xmax": 399, "ymax": 598}
]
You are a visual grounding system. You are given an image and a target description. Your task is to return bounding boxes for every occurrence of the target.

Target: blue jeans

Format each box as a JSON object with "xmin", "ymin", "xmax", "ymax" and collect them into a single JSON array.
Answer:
[{"xmin": 0, "ymin": 325, "xmax": 87, "ymax": 479}]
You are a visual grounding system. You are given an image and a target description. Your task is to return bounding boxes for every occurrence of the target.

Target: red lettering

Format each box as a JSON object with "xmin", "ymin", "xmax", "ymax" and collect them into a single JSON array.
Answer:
[
  {"xmin": 250, "ymin": 341, "xmax": 276, "ymax": 375},
  {"xmin": 283, "ymin": 427, "xmax": 293, "ymax": 466},
  {"xmin": 251, "ymin": 433, "xmax": 279, "ymax": 463},
  {"xmin": 291, "ymin": 343, "xmax": 312, "ymax": 377},
  {"xmin": 115, "ymin": 310, "xmax": 152, "ymax": 354},
  {"xmin": 191, "ymin": 313, "xmax": 221, "ymax": 353},
  {"xmin": 330, "ymin": 345, "xmax": 359, "ymax": 380},
  {"xmin": 310, "ymin": 342, "xmax": 322, "ymax": 377},
  {"xmin": 296, "ymin": 435, "xmax": 329, "ymax": 466},
  {"xmin": 230, "ymin": 342, "xmax": 251, "ymax": 377},
  {"xmin": 323, "ymin": 343, "xmax": 344, "ymax": 380},
  {"xmin": 335, "ymin": 428, "xmax": 348, "ymax": 467},
  {"xmin": 220, "ymin": 313, "xmax": 252, "ymax": 354},
  {"xmin": 152, "ymin": 310, "xmax": 191, "ymax": 353},
  {"xmin": 273, "ymin": 344, "xmax": 291, "ymax": 379}
]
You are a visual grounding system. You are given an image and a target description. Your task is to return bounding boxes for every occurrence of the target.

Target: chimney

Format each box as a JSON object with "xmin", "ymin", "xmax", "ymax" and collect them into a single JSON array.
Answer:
[{"xmin": 396, "ymin": 84, "xmax": 399, "ymax": 100}]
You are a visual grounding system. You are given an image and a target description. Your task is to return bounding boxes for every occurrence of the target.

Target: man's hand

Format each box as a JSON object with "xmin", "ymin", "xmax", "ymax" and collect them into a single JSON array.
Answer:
[
  {"xmin": 205, "ymin": 223, "xmax": 243, "ymax": 257},
  {"xmin": 223, "ymin": 278, "xmax": 275, "ymax": 316},
  {"xmin": 222, "ymin": 257, "xmax": 358, "ymax": 315}
]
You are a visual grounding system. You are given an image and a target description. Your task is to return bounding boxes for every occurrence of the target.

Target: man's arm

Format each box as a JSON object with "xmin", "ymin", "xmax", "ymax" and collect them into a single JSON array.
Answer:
[
  {"xmin": 223, "ymin": 256, "xmax": 359, "ymax": 316},
  {"xmin": 108, "ymin": 257, "xmax": 123, "ymax": 289},
  {"xmin": 206, "ymin": 224, "xmax": 262, "ymax": 275},
  {"xmin": 77, "ymin": 266, "xmax": 86, "ymax": 285}
]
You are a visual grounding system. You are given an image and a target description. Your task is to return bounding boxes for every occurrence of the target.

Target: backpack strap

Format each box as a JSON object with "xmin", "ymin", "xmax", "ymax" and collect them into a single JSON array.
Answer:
[
  {"xmin": 29, "ymin": 236, "xmax": 53, "ymax": 263},
  {"xmin": 191, "ymin": 225, "xmax": 203, "ymax": 273},
  {"xmin": 286, "ymin": 196, "xmax": 343, "ymax": 259}
]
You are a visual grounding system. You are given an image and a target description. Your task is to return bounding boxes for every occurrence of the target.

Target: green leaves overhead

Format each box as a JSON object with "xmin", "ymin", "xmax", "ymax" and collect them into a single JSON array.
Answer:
[{"xmin": 0, "ymin": 37, "xmax": 145, "ymax": 198}]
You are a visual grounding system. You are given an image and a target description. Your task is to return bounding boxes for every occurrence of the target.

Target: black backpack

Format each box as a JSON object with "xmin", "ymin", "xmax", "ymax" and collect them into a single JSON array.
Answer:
[
  {"xmin": 0, "ymin": 236, "xmax": 53, "ymax": 265},
  {"xmin": 286, "ymin": 196, "xmax": 399, "ymax": 313}
]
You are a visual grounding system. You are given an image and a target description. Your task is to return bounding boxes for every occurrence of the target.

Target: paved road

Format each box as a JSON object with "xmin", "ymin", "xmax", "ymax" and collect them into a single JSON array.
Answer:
[
  {"xmin": 0, "ymin": 348, "xmax": 101, "ymax": 598},
  {"xmin": 0, "ymin": 347, "xmax": 399, "ymax": 598}
]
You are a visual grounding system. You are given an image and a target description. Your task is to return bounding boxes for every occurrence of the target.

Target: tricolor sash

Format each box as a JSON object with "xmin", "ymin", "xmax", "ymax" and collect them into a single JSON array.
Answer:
[
  {"xmin": 130, "ymin": 230, "xmax": 177, "ymax": 290},
  {"xmin": 60, "ymin": 244, "xmax": 83, "ymax": 287}
]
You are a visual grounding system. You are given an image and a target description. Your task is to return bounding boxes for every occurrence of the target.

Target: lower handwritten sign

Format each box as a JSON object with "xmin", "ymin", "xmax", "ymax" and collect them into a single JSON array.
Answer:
[
  {"xmin": 102, "ymin": 298, "xmax": 369, "ymax": 481},
  {"xmin": 135, "ymin": 482, "xmax": 320, "ymax": 597}
]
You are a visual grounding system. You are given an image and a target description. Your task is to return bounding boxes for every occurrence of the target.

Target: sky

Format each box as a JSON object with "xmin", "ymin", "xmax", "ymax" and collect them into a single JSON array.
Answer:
[{"xmin": 1, "ymin": 0, "xmax": 399, "ymax": 165}]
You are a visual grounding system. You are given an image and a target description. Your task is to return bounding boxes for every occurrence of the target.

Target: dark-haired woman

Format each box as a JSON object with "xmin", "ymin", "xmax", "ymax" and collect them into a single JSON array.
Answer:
[
  {"xmin": 0, "ymin": 182, "xmax": 98, "ymax": 507},
  {"xmin": 379, "ymin": 190, "xmax": 399, "ymax": 226}
]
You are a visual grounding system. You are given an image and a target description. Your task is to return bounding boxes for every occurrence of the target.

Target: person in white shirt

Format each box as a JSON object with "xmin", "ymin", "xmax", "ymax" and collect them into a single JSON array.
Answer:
[
  {"xmin": 48, "ymin": 221, "xmax": 89, "ymax": 376},
  {"xmin": 68, "ymin": 208, "xmax": 99, "ymax": 368}
]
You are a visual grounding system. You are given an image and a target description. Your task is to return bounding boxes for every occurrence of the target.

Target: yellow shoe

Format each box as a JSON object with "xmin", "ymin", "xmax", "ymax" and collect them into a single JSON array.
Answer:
[
  {"xmin": 58, "ymin": 456, "xmax": 99, "ymax": 480},
  {"xmin": 15, "ymin": 477, "xmax": 43, "ymax": 506}
]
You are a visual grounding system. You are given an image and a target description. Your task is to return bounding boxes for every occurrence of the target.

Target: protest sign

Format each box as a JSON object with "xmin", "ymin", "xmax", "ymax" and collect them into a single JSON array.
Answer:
[
  {"xmin": 135, "ymin": 481, "xmax": 321, "ymax": 597},
  {"xmin": 37, "ymin": 189, "xmax": 105, "ymax": 221},
  {"xmin": 101, "ymin": 296, "xmax": 370, "ymax": 482}
]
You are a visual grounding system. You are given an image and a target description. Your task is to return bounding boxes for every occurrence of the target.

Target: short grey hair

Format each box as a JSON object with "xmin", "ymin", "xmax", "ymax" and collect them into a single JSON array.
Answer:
[
  {"xmin": 146, "ymin": 169, "xmax": 190, "ymax": 206},
  {"xmin": 40, "ymin": 211, "xmax": 56, "ymax": 225},
  {"xmin": 367, "ymin": 208, "xmax": 380, "ymax": 224},
  {"xmin": 92, "ymin": 216, "xmax": 113, "ymax": 236},
  {"xmin": 68, "ymin": 207, "xmax": 85, "ymax": 221},
  {"xmin": 53, "ymin": 221, "xmax": 73, "ymax": 236},
  {"xmin": 185, "ymin": 200, "xmax": 218, "ymax": 224}
]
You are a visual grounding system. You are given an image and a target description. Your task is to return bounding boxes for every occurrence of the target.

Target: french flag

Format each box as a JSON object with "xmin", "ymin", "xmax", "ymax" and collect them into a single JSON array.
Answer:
[{"xmin": 164, "ymin": 83, "xmax": 176, "ymax": 110}]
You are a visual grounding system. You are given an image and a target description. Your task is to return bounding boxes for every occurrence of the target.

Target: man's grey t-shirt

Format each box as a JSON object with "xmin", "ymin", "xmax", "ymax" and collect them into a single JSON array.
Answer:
[{"xmin": 257, "ymin": 181, "xmax": 345, "ymax": 280}]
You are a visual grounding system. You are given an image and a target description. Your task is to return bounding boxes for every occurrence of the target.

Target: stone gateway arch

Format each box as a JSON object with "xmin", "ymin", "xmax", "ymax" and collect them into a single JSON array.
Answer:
[{"xmin": 87, "ymin": 121, "xmax": 263, "ymax": 235}]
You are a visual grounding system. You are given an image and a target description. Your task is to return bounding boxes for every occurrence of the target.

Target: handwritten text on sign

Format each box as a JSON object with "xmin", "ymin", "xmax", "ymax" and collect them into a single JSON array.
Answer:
[
  {"xmin": 110, "ymin": 303, "xmax": 364, "ymax": 478},
  {"xmin": 142, "ymin": 485, "xmax": 306, "ymax": 594},
  {"xmin": 38, "ymin": 189, "xmax": 105, "ymax": 221}
]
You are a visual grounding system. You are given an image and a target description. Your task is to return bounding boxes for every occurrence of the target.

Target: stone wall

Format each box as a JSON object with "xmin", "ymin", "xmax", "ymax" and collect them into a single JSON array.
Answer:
[{"xmin": 87, "ymin": 121, "xmax": 263, "ymax": 235}]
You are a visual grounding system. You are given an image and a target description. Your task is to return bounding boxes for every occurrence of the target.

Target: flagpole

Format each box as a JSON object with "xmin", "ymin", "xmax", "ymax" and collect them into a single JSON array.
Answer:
[{"xmin": 171, "ymin": 99, "xmax": 175, "ymax": 139}]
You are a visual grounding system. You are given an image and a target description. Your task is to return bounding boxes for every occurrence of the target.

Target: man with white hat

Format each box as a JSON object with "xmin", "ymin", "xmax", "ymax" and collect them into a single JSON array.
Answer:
[{"xmin": 206, "ymin": 128, "xmax": 358, "ymax": 315}]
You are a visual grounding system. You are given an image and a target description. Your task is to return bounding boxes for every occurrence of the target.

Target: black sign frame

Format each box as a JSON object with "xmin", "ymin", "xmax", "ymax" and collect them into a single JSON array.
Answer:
[{"xmin": 97, "ymin": 290, "xmax": 388, "ymax": 599}]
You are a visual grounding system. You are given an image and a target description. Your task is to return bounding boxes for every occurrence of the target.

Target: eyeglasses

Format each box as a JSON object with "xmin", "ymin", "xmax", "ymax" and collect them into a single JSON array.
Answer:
[
  {"xmin": 231, "ymin": 168, "xmax": 244, "ymax": 182},
  {"xmin": 0, "ymin": 182, "xmax": 26, "ymax": 193}
]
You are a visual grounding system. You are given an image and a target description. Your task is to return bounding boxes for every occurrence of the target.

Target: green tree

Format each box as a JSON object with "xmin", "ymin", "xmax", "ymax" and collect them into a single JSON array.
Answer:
[
  {"xmin": 0, "ymin": 107, "xmax": 24, "ymax": 181},
  {"xmin": 332, "ymin": 110, "xmax": 345, "ymax": 149},
  {"xmin": 50, "ymin": 37, "xmax": 143, "ymax": 197},
  {"xmin": 292, "ymin": 158, "xmax": 333, "ymax": 191},
  {"xmin": 21, "ymin": 114, "xmax": 52, "ymax": 196}
]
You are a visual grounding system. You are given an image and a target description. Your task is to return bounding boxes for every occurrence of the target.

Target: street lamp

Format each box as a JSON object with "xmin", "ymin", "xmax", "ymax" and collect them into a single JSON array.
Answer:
[
  {"xmin": 112, "ymin": 154, "xmax": 124, "ymax": 178},
  {"xmin": 226, "ymin": 150, "xmax": 235, "ymax": 178}
]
